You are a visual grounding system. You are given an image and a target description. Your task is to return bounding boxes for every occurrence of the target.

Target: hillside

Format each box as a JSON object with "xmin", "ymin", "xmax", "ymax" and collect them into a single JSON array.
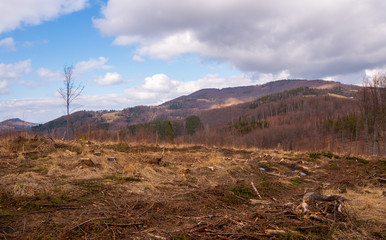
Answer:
[
  {"xmin": 0, "ymin": 118, "xmax": 38, "ymax": 132},
  {"xmin": 32, "ymin": 79, "xmax": 360, "ymax": 140},
  {"xmin": 0, "ymin": 136, "xmax": 384, "ymax": 239}
]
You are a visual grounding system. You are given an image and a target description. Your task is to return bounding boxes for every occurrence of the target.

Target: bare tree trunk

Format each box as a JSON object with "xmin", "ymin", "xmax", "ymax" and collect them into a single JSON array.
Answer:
[
  {"xmin": 66, "ymin": 99, "xmax": 70, "ymax": 140},
  {"xmin": 365, "ymin": 117, "xmax": 369, "ymax": 155},
  {"xmin": 341, "ymin": 129, "xmax": 345, "ymax": 153},
  {"xmin": 372, "ymin": 122, "xmax": 376, "ymax": 155},
  {"xmin": 355, "ymin": 114, "xmax": 359, "ymax": 155},
  {"xmin": 383, "ymin": 128, "xmax": 386, "ymax": 156}
]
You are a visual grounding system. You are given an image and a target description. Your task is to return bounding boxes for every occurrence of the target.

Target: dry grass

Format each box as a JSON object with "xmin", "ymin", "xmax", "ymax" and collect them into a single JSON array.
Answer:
[
  {"xmin": 0, "ymin": 135, "xmax": 385, "ymax": 239},
  {"xmin": 3, "ymin": 171, "xmax": 54, "ymax": 197},
  {"xmin": 324, "ymin": 187, "xmax": 386, "ymax": 225}
]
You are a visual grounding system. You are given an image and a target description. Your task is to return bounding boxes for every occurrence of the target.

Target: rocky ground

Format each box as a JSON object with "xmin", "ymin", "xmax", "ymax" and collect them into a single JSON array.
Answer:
[{"xmin": 0, "ymin": 135, "xmax": 385, "ymax": 239}]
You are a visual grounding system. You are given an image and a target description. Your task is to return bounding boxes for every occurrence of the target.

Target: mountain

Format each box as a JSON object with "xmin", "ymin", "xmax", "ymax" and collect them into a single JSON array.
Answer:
[
  {"xmin": 33, "ymin": 79, "xmax": 360, "ymax": 142},
  {"xmin": 0, "ymin": 118, "xmax": 38, "ymax": 132},
  {"xmin": 160, "ymin": 79, "xmax": 357, "ymax": 112}
]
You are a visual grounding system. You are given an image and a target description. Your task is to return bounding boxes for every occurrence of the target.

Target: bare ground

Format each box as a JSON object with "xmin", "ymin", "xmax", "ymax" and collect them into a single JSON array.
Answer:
[{"xmin": 0, "ymin": 136, "xmax": 385, "ymax": 239}]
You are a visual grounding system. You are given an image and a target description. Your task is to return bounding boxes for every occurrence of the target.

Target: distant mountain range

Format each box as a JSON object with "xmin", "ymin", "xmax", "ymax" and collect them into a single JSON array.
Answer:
[
  {"xmin": 0, "ymin": 118, "xmax": 39, "ymax": 132},
  {"xmin": 30, "ymin": 79, "xmax": 360, "ymax": 141}
]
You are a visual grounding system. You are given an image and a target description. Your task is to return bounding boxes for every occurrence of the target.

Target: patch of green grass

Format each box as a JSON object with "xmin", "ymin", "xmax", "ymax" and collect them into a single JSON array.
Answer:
[
  {"xmin": 308, "ymin": 152, "xmax": 322, "ymax": 161},
  {"xmin": 355, "ymin": 157, "xmax": 369, "ymax": 164},
  {"xmin": 309, "ymin": 151, "xmax": 338, "ymax": 161},
  {"xmin": 328, "ymin": 161, "xmax": 338, "ymax": 169},
  {"xmin": 230, "ymin": 186, "xmax": 255, "ymax": 199},
  {"xmin": 320, "ymin": 151, "xmax": 338, "ymax": 159},
  {"xmin": 343, "ymin": 155, "xmax": 369, "ymax": 164},
  {"xmin": 289, "ymin": 178, "xmax": 302, "ymax": 186}
]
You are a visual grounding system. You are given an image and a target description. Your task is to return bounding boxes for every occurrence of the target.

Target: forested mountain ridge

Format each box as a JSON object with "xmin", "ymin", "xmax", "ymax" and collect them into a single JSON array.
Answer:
[
  {"xmin": 33, "ymin": 79, "xmax": 359, "ymax": 133},
  {"xmin": 29, "ymin": 78, "xmax": 375, "ymax": 154}
]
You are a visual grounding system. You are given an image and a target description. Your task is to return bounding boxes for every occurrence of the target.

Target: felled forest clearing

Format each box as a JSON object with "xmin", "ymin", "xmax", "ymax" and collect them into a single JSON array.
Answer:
[{"xmin": 0, "ymin": 136, "xmax": 385, "ymax": 239}]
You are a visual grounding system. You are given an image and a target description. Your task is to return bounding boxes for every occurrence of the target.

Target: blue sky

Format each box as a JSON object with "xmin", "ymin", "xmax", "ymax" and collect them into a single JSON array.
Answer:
[{"xmin": 1, "ymin": 0, "xmax": 386, "ymax": 123}]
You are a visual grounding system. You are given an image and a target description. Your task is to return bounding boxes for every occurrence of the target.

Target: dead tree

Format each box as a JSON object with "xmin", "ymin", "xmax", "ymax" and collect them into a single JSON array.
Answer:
[{"xmin": 58, "ymin": 65, "xmax": 84, "ymax": 140}]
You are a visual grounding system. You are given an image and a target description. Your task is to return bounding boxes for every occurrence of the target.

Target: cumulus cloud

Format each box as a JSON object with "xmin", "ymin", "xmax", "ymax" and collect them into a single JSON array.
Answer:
[
  {"xmin": 0, "ymin": 0, "xmax": 89, "ymax": 34},
  {"xmin": 95, "ymin": 72, "xmax": 124, "ymax": 86},
  {"xmin": 74, "ymin": 57, "xmax": 112, "ymax": 74},
  {"xmin": 0, "ymin": 60, "xmax": 32, "ymax": 79},
  {"xmin": 0, "ymin": 37, "xmax": 16, "ymax": 51},
  {"xmin": 137, "ymin": 31, "xmax": 205, "ymax": 59},
  {"xmin": 94, "ymin": 0, "xmax": 386, "ymax": 79}
]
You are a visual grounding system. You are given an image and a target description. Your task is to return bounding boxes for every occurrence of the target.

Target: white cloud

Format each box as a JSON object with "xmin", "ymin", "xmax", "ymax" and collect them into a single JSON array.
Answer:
[
  {"xmin": 74, "ymin": 57, "xmax": 112, "ymax": 74},
  {"xmin": 0, "ymin": 80, "xmax": 10, "ymax": 94},
  {"xmin": 0, "ymin": 37, "xmax": 16, "ymax": 51},
  {"xmin": 142, "ymin": 74, "xmax": 179, "ymax": 92},
  {"xmin": 94, "ymin": 0, "xmax": 386, "ymax": 79},
  {"xmin": 132, "ymin": 55, "xmax": 145, "ymax": 62},
  {"xmin": 0, "ymin": 0, "xmax": 89, "ymax": 34},
  {"xmin": 37, "ymin": 67, "xmax": 61, "ymax": 80},
  {"xmin": 113, "ymin": 35, "xmax": 142, "ymax": 45},
  {"xmin": 0, "ymin": 60, "xmax": 32, "ymax": 79},
  {"xmin": 137, "ymin": 31, "xmax": 204, "ymax": 59},
  {"xmin": 95, "ymin": 72, "xmax": 124, "ymax": 86},
  {"xmin": 255, "ymin": 70, "xmax": 290, "ymax": 83},
  {"xmin": 365, "ymin": 66, "xmax": 386, "ymax": 79}
]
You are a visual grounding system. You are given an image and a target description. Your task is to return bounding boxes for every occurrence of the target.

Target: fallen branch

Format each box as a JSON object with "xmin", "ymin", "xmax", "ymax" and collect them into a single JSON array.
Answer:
[
  {"xmin": 251, "ymin": 181, "xmax": 262, "ymax": 199},
  {"xmin": 70, "ymin": 217, "xmax": 111, "ymax": 231},
  {"xmin": 104, "ymin": 222, "xmax": 143, "ymax": 227}
]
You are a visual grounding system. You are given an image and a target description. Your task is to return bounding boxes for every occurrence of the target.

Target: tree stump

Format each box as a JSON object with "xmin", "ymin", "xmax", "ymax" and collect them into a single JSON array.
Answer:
[{"xmin": 77, "ymin": 158, "xmax": 95, "ymax": 168}]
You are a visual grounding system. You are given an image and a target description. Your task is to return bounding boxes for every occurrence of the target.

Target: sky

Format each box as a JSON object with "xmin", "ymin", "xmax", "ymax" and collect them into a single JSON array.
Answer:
[{"xmin": 1, "ymin": 0, "xmax": 386, "ymax": 123}]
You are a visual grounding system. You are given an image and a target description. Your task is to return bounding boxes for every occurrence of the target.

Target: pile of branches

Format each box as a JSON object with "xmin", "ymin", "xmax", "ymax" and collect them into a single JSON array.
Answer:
[{"xmin": 296, "ymin": 192, "xmax": 351, "ymax": 223}]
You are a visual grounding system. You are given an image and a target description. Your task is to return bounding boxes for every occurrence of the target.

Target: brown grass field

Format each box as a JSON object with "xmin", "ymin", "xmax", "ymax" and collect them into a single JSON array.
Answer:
[{"xmin": 0, "ymin": 135, "xmax": 385, "ymax": 239}]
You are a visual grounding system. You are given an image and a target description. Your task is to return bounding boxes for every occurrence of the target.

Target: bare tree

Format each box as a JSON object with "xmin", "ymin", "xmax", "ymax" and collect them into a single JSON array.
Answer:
[
  {"xmin": 360, "ymin": 72, "xmax": 386, "ymax": 155},
  {"xmin": 58, "ymin": 65, "xmax": 84, "ymax": 140}
]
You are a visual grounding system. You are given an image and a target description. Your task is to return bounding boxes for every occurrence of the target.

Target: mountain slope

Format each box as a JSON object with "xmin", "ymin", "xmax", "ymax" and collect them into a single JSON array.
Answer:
[
  {"xmin": 33, "ymin": 79, "xmax": 360, "ymax": 139},
  {"xmin": 160, "ymin": 79, "xmax": 358, "ymax": 112}
]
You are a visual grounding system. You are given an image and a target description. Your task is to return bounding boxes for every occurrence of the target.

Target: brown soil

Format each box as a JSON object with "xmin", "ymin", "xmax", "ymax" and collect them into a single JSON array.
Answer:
[{"xmin": 0, "ymin": 136, "xmax": 385, "ymax": 239}]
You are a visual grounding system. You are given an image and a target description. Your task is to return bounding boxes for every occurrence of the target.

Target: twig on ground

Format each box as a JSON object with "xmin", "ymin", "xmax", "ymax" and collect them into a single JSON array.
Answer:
[
  {"xmin": 251, "ymin": 181, "xmax": 262, "ymax": 199},
  {"xmin": 70, "ymin": 217, "xmax": 111, "ymax": 231}
]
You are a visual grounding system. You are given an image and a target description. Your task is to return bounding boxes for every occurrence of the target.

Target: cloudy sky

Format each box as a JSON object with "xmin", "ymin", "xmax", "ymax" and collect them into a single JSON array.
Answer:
[{"xmin": 1, "ymin": 0, "xmax": 386, "ymax": 123}]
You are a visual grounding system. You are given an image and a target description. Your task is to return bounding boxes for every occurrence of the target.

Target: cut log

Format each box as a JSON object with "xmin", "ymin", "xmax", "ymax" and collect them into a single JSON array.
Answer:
[{"xmin": 265, "ymin": 229, "xmax": 286, "ymax": 236}]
